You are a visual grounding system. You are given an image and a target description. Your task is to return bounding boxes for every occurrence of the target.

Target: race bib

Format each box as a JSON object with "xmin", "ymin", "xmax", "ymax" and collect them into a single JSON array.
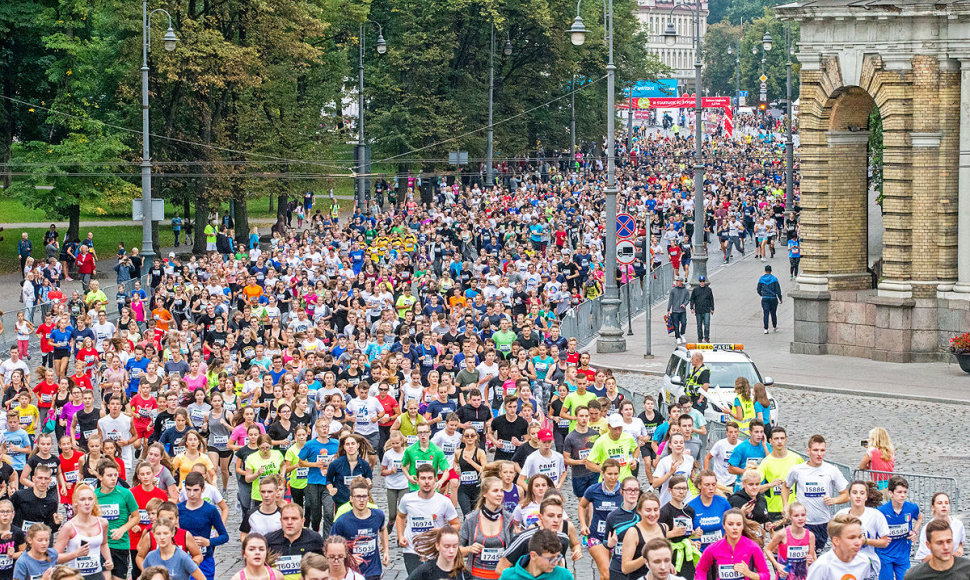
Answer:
[
  {"xmin": 414, "ymin": 459, "xmax": 432, "ymax": 469},
  {"xmin": 407, "ymin": 435, "xmax": 418, "ymax": 445},
  {"xmin": 481, "ymin": 547, "xmax": 503, "ymax": 562},
  {"xmin": 295, "ymin": 467, "xmax": 309, "ymax": 479},
  {"xmin": 0, "ymin": 554, "xmax": 12, "ymax": 570},
  {"xmin": 718, "ymin": 564, "xmax": 743, "ymax": 580},
  {"xmin": 63, "ymin": 470, "xmax": 78, "ymax": 484},
  {"xmin": 501, "ymin": 441, "xmax": 514, "ymax": 453},
  {"xmin": 213, "ymin": 435, "xmax": 229, "ymax": 450},
  {"xmin": 701, "ymin": 530, "xmax": 723, "ymax": 545},
  {"xmin": 613, "ymin": 543, "xmax": 623, "ymax": 557},
  {"xmin": 578, "ymin": 448, "xmax": 591, "ymax": 460},
  {"xmin": 673, "ymin": 516, "xmax": 692, "ymax": 533},
  {"xmin": 139, "ymin": 509, "xmax": 151, "ymax": 525},
  {"xmin": 101, "ymin": 504, "xmax": 120, "ymax": 520},
  {"xmin": 353, "ymin": 538, "xmax": 377, "ymax": 555},
  {"xmin": 276, "ymin": 555, "xmax": 302, "ymax": 577},
  {"xmin": 597, "ymin": 520, "xmax": 606, "ymax": 534},
  {"xmin": 83, "ymin": 429, "xmax": 97, "ymax": 440},
  {"xmin": 344, "ymin": 476, "xmax": 356, "ymax": 486},
  {"xmin": 191, "ymin": 410, "xmax": 205, "ymax": 425},
  {"xmin": 22, "ymin": 521, "xmax": 37, "ymax": 531},
  {"xmin": 138, "ymin": 408, "xmax": 153, "ymax": 418},
  {"xmin": 803, "ymin": 481, "xmax": 826, "ymax": 498},
  {"xmin": 887, "ymin": 523, "xmax": 909, "ymax": 539},
  {"xmin": 18, "ymin": 415, "xmax": 31, "ymax": 426},
  {"xmin": 460, "ymin": 471, "xmax": 479, "ymax": 484},
  {"xmin": 76, "ymin": 555, "xmax": 101, "ymax": 574},
  {"xmin": 83, "ymin": 477, "xmax": 99, "ymax": 487},
  {"xmin": 470, "ymin": 422, "xmax": 484, "ymax": 432},
  {"xmin": 410, "ymin": 516, "xmax": 433, "ymax": 533},
  {"xmin": 558, "ymin": 419, "xmax": 570, "ymax": 429},
  {"xmin": 787, "ymin": 545, "xmax": 808, "ymax": 562},
  {"xmin": 745, "ymin": 458, "xmax": 758, "ymax": 469},
  {"xmin": 40, "ymin": 394, "xmax": 53, "ymax": 404}
]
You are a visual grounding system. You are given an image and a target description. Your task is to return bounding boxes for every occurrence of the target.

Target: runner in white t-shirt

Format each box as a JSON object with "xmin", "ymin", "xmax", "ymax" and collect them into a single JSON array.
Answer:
[{"xmin": 395, "ymin": 465, "xmax": 460, "ymax": 574}]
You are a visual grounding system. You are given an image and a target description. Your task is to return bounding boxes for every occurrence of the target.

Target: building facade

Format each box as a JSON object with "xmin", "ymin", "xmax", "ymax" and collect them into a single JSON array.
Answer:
[{"xmin": 634, "ymin": 0, "xmax": 709, "ymax": 93}]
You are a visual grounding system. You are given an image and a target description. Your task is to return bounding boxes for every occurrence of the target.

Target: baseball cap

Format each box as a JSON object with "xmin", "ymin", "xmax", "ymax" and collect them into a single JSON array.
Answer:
[
  {"xmin": 698, "ymin": 275, "xmax": 707, "ymax": 282},
  {"xmin": 168, "ymin": 252, "xmax": 175, "ymax": 258},
  {"xmin": 537, "ymin": 429, "xmax": 554, "ymax": 442},
  {"xmin": 608, "ymin": 414, "xmax": 625, "ymax": 428}
]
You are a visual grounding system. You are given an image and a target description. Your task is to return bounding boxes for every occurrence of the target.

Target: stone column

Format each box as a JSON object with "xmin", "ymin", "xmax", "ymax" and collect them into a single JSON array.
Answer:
[{"xmin": 951, "ymin": 60, "xmax": 970, "ymax": 298}]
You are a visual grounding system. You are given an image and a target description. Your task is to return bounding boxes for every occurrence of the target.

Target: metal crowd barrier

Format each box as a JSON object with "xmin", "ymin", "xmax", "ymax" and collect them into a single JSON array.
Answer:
[
  {"xmin": 855, "ymin": 469, "xmax": 960, "ymax": 513},
  {"xmin": 566, "ymin": 262, "xmax": 674, "ymax": 349},
  {"xmin": 0, "ymin": 273, "xmax": 153, "ymax": 353}
]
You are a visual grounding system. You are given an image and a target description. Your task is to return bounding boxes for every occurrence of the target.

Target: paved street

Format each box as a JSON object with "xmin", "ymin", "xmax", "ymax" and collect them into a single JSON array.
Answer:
[
  {"xmin": 592, "ymin": 249, "xmax": 970, "ymax": 402},
  {"xmin": 209, "ymin": 370, "xmax": 970, "ymax": 579}
]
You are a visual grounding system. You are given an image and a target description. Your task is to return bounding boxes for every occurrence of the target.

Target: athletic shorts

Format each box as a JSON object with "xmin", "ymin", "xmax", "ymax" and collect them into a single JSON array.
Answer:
[
  {"xmin": 53, "ymin": 349, "xmax": 70, "ymax": 361},
  {"xmin": 110, "ymin": 547, "xmax": 130, "ymax": 579}
]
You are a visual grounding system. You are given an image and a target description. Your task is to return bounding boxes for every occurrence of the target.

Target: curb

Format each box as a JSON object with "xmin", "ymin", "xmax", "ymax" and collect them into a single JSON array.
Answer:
[{"xmin": 609, "ymin": 366, "xmax": 970, "ymax": 407}]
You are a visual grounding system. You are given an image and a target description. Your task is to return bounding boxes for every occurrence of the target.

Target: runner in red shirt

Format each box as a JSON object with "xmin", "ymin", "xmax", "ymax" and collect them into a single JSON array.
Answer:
[
  {"xmin": 35, "ymin": 313, "xmax": 56, "ymax": 368},
  {"xmin": 668, "ymin": 243, "xmax": 682, "ymax": 276},
  {"xmin": 69, "ymin": 367, "xmax": 93, "ymax": 391},
  {"xmin": 74, "ymin": 337, "xmax": 100, "ymax": 380},
  {"xmin": 130, "ymin": 461, "xmax": 169, "ymax": 558},
  {"xmin": 130, "ymin": 382, "xmax": 159, "ymax": 452},
  {"xmin": 33, "ymin": 367, "xmax": 59, "ymax": 422},
  {"xmin": 58, "ymin": 435, "xmax": 83, "ymax": 511}
]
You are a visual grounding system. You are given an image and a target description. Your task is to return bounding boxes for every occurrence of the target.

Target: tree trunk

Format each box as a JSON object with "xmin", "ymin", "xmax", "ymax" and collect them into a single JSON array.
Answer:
[
  {"xmin": 277, "ymin": 194, "xmax": 288, "ymax": 218},
  {"xmin": 65, "ymin": 204, "xmax": 80, "ymax": 242},
  {"xmin": 193, "ymin": 195, "xmax": 209, "ymax": 254},
  {"xmin": 231, "ymin": 195, "xmax": 249, "ymax": 245}
]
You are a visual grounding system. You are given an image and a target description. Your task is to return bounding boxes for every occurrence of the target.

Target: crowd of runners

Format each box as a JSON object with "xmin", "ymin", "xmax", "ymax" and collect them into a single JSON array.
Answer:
[{"xmin": 0, "ymin": 118, "xmax": 954, "ymax": 580}]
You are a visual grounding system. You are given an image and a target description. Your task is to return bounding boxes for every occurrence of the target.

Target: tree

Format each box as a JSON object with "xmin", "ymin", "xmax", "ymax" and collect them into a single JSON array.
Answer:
[
  {"xmin": 702, "ymin": 20, "xmax": 742, "ymax": 99},
  {"xmin": 737, "ymin": 9, "xmax": 798, "ymax": 106}
]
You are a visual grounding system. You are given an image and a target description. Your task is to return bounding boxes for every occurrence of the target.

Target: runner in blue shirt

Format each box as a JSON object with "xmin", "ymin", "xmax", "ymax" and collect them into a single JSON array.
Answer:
[
  {"xmin": 727, "ymin": 420, "xmax": 768, "ymax": 489},
  {"xmin": 331, "ymin": 480, "xmax": 389, "ymax": 580},
  {"xmin": 687, "ymin": 471, "xmax": 733, "ymax": 551},
  {"xmin": 876, "ymin": 476, "xmax": 921, "ymax": 580},
  {"xmin": 579, "ymin": 459, "xmax": 622, "ymax": 580},
  {"xmin": 299, "ymin": 418, "xmax": 341, "ymax": 533}
]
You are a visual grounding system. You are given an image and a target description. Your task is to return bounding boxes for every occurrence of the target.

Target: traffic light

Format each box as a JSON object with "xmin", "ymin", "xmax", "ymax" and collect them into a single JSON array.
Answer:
[{"xmin": 758, "ymin": 102, "xmax": 767, "ymax": 112}]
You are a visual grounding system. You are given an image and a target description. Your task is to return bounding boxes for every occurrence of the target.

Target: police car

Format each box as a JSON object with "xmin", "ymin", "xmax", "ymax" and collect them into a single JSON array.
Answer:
[{"xmin": 659, "ymin": 343, "xmax": 778, "ymax": 426}]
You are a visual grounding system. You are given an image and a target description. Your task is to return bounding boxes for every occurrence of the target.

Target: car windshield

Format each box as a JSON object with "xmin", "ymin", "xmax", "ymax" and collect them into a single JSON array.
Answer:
[{"xmin": 707, "ymin": 361, "xmax": 762, "ymax": 389}]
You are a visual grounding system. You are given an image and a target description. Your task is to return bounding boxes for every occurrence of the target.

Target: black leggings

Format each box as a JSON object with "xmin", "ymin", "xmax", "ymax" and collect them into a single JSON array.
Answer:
[
  {"xmin": 291, "ymin": 486, "xmax": 305, "ymax": 508},
  {"xmin": 762, "ymin": 298, "xmax": 779, "ymax": 330},
  {"xmin": 790, "ymin": 257, "xmax": 800, "ymax": 278}
]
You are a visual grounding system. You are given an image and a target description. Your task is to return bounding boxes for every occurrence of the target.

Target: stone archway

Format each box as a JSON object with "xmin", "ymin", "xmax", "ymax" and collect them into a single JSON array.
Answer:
[{"xmin": 779, "ymin": 0, "xmax": 970, "ymax": 362}]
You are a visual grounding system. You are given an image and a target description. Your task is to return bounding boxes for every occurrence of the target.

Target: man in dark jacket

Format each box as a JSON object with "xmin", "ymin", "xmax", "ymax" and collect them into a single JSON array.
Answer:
[
  {"xmin": 689, "ymin": 275, "xmax": 714, "ymax": 342},
  {"xmin": 666, "ymin": 276, "xmax": 690, "ymax": 344},
  {"xmin": 757, "ymin": 265, "xmax": 783, "ymax": 333}
]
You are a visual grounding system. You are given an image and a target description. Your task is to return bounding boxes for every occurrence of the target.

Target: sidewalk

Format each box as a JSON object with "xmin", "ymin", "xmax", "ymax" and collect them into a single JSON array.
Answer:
[{"xmin": 590, "ymin": 248, "xmax": 970, "ymax": 403}]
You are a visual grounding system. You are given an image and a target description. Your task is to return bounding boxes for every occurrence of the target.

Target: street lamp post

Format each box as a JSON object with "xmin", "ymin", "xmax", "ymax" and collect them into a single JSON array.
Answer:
[
  {"xmin": 727, "ymin": 44, "xmax": 740, "ymax": 113},
  {"xmin": 570, "ymin": 74, "xmax": 576, "ymax": 163},
  {"xmin": 141, "ymin": 0, "xmax": 178, "ymax": 263},
  {"xmin": 357, "ymin": 21, "xmax": 387, "ymax": 215},
  {"xmin": 486, "ymin": 26, "xmax": 512, "ymax": 189},
  {"xmin": 568, "ymin": 0, "xmax": 625, "ymax": 352},
  {"xmin": 664, "ymin": 0, "xmax": 707, "ymax": 286}
]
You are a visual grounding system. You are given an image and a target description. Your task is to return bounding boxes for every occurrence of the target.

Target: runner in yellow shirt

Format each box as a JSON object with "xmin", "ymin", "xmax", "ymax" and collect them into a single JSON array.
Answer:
[
  {"xmin": 756, "ymin": 426, "xmax": 803, "ymax": 520},
  {"xmin": 586, "ymin": 415, "xmax": 640, "ymax": 481}
]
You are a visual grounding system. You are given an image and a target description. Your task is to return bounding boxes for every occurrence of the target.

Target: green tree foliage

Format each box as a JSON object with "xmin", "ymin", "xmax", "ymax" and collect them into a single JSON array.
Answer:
[{"xmin": 703, "ymin": 9, "xmax": 799, "ymax": 106}]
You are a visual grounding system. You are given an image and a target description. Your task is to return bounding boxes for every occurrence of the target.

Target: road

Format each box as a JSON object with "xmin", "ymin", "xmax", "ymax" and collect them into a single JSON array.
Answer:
[{"xmin": 209, "ymin": 373, "xmax": 967, "ymax": 579}]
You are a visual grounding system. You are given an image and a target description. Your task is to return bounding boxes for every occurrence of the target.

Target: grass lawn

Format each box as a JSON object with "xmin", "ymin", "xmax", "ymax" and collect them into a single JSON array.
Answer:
[{"xmin": 0, "ymin": 227, "xmax": 176, "ymax": 274}]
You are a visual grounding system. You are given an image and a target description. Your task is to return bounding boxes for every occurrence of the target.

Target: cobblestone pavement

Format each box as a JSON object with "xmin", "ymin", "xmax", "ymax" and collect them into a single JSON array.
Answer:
[{"xmin": 214, "ymin": 374, "xmax": 968, "ymax": 578}]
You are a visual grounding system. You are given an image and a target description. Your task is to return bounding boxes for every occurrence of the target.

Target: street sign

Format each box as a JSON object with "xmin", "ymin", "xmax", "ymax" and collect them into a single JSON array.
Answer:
[
  {"xmin": 760, "ymin": 82, "xmax": 767, "ymax": 90},
  {"xmin": 759, "ymin": 74, "xmax": 768, "ymax": 83},
  {"xmin": 616, "ymin": 240, "xmax": 637, "ymax": 265},
  {"xmin": 132, "ymin": 199, "xmax": 165, "ymax": 221},
  {"xmin": 739, "ymin": 91, "xmax": 748, "ymax": 97},
  {"xmin": 448, "ymin": 151, "xmax": 468, "ymax": 165},
  {"xmin": 739, "ymin": 96, "xmax": 746, "ymax": 106},
  {"xmin": 616, "ymin": 213, "xmax": 636, "ymax": 239}
]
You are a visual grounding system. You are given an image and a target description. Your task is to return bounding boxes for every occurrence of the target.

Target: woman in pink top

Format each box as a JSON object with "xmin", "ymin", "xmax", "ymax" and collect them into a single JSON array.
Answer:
[
  {"xmin": 695, "ymin": 509, "xmax": 771, "ymax": 580},
  {"xmin": 858, "ymin": 427, "xmax": 895, "ymax": 487}
]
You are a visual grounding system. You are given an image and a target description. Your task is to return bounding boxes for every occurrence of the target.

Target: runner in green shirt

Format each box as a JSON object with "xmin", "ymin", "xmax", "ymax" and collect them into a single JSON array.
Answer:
[
  {"xmin": 756, "ymin": 427, "xmax": 803, "ymax": 516},
  {"xmin": 400, "ymin": 423, "xmax": 448, "ymax": 491},
  {"xmin": 561, "ymin": 378, "xmax": 597, "ymax": 432},
  {"xmin": 586, "ymin": 415, "xmax": 640, "ymax": 481},
  {"xmin": 490, "ymin": 318, "xmax": 518, "ymax": 359},
  {"xmin": 94, "ymin": 461, "xmax": 140, "ymax": 553}
]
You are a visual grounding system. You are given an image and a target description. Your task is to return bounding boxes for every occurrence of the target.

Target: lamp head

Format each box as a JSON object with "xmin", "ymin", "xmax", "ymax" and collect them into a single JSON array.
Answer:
[
  {"xmin": 376, "ymin": 33, "xmax": 387, "ymax": 54},
  {"xmin": 568, "ymin": 15, "xmax": 588, "ymax": 46},
  {"xmin": 663, "ymin": 21, "xmax": 677, "ymax": 47},
  {"xmin": 503, "ymin": 39, "xmax": 513, "ymax": 56},
  {"xmin": 727, "ymin": 45, "xmax": 733, "ymax": 55},
  {"xmin": 163, "ymin": 27, "xmax": 178, "ymax": 52},
  {"xmin": 762, "ymin": 30, "xmax": 773, "ymax": 52}
]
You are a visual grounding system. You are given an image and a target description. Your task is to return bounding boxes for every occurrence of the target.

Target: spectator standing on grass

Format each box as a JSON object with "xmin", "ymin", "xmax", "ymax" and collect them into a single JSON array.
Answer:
[
  {"xmin": 75, "ymin": 245, "xmax": 96, "ymax": 293},
  {"xmin": 172, "ymin": 214, "xmax": 184, "ymax": 247},
  {"xmin": 17, "ymin": 234, "xmax": 32, "ymax": 284}
]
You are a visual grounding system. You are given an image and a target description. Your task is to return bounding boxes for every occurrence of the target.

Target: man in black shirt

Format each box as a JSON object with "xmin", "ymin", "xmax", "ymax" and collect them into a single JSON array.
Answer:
[
  {"xmin": 266, "ymin": 503, "xmax": 323, "ymax": 580},
  {"xmin": 488, "ymin": 396, "xmax": 529, "ymax": 462},
  {"xmin": 456, "ymin": 391, "xmax": 491, "ymax": 449},
  {"xmin": 11, "ymin": 465, "xmax": 61, "ymax": 532}
]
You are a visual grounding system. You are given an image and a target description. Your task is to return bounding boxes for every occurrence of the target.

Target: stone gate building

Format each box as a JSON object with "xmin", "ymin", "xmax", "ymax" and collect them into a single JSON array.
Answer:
[{"xmin": 778, "ymin": 0, "xmax": 970, "ymax": 362}]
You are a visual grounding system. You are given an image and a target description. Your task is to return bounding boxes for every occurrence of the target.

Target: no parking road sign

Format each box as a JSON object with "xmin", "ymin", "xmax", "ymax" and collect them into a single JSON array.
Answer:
[
  {"xmin": 616, "ymin": 213, "xmax": 636, "ymax": 239},
  {"xmin": 616, "ymin": 240, "xmax": 637, "ymax": 265}
]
